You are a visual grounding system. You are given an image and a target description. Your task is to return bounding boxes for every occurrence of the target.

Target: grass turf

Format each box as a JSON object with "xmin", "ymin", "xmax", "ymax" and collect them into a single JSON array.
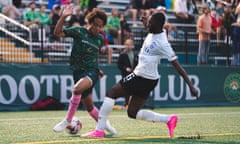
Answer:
[{"xmin": 0, "ymin": 106, "xmax": 240, "ymax": 144}]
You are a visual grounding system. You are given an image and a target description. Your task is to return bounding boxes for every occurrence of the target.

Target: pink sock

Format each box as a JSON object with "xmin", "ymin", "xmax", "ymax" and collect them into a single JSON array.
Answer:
[
  {"xmin": 66, "ymin": 94, "xmax": 81, "ymax": 122},
  {"xmin": 88, "ymin": 106, "xmax": 99, "ymax": 122}
]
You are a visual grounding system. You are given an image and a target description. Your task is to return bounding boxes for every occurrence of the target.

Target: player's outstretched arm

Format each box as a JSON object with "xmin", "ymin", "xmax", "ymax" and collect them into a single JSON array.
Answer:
[
  {"xmin": 171, "ymin": 59, "xmax": 199, "ymax": 99},
  {"xmin": 54, "ymin": 5, "xmax": 73, "ymax": 37}
]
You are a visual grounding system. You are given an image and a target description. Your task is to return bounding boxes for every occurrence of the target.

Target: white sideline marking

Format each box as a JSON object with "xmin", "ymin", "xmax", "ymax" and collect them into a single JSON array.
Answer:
[{"xmin": 1, "ymin": 111, "xmax": 240, "ymax": 121}]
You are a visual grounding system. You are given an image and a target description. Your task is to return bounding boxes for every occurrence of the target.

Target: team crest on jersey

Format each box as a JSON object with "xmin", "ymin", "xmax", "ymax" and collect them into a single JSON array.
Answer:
[{"xmin": 224, "ymin": 73, "xmax": 240, "ymax": 103}]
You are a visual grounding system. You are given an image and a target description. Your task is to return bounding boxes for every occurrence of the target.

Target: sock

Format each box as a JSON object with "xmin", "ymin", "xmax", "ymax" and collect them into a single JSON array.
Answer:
[
  {"xmin": 66, "ymin": 94, "xmax": 81, "ymax": 122},
  {"xmin": 136, "ymin": 109, "xmax": 170, "ymax": 123},
  {"xmin": 96, "ymin": 97, "xmax": 115, "ymax": 131},
  {"xmin": 88, "ymin": 106, "xmax": 99, "ymax": 122}
]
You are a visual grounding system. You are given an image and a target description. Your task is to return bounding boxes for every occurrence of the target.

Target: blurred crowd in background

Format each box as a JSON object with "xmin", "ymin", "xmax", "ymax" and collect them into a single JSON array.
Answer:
[{"xmin": 0, "ymin": 0, "xmax": 239, "ymax": 65}]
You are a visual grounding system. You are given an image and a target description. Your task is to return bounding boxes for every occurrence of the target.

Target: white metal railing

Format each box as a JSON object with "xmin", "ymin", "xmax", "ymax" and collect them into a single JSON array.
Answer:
[{"xmin": 0, "ymin": 13, "xmax": 33, "ymax": 63}]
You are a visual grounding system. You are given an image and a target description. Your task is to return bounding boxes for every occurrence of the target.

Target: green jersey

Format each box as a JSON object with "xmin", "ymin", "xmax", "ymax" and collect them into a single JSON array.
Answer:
[
  {"xmin": 24, "ymin": 10, "xmax": 39, "ymax": 22},
  {"xmin": 105, "ymin": 16, "xmax": 120, "ymax": 33},
  {"xmin": 64, "ymin": 26, "xmax": 104, "ymax": 71}
]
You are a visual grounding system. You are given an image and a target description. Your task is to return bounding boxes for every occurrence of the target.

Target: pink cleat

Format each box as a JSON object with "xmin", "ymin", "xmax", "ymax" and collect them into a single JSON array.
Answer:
[
  {"xmin": 167, "ymin": 114, "xmax": 179, "ymax": 139},
  {"xmin": 82, "ymin": 130, "xmax": 105, "ymax": 138}
]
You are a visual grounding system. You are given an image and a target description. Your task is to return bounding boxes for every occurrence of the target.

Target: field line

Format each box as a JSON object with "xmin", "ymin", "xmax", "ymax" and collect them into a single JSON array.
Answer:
[
  {"xmin": 14, "ymin": 132, "xmax": 240, "ymax": 144},
  {"xmin": 2, "ymin": 111, "xmax": 240, "ymax": 121}
]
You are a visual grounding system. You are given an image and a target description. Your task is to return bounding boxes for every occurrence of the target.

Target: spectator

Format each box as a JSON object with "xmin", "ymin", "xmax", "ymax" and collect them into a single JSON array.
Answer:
[
  {"xmin": 210, "ymin": 9, "xmax": 222, "ymax": 41},
  {"xmin": 105, "ymin": 8, "xmax": 121, "ymax": 44},
  {"xmin": 140, "ymin": 0, "xmax": 157, "ymax": 18},
  {"xmin": 97, "ymin": 29, "xmax": 112, "ymax": 64},
  {"xmin": 174, "ymin": 0, "xmax": 195, "ymax": 23},
  {"xmin": 37, "ymin": 5, "xmax": 51, "ymax": 34},
  {"xmin": 23, "ymin": 1, "xmax": 40, "ymax": 40},
  {"xmin": 2, "ymin": 2, "xmax": 21, "ymax": 20},
  {"xmin": 127, "ymin": 0, "xmax": 157, "ymax": 27},
  {"xmin": 117, "ymin": 39, "xmax": 138, "ymax": 108},
  {"xmin": 197, "ymin": 5, "xmax": 214, "ymax": 64},
  {"xmin": 49, "ymin": 4, "xmax": 61, "ymax": 42},
  {"xmin": 119, "ymin": 13, "xmax": 134, "ymax": 44},
  {"xmin": 23, "ymin": 1, "xmax": 39, "ymax": 26},
  {"xmin": 68, "ymin": 5, "xmax": 86, "ymax": 27},
  {"xmin": 126, "ymin": 0, "xmax": 138, "ymax": 27},
  {"xmin": 231, "ymin": 1, "xmax": 240, "ymax": 65},
  {"xmin": 79, "ymin": 0, "xmax": 98, "ymax": 12},
  {"xmin": 222, "ymin": 6, "xmax": 235, "ymax": 42},
  {"xmin": 215, "ymin": 1, "xmax": 224, "ymax": 17}
]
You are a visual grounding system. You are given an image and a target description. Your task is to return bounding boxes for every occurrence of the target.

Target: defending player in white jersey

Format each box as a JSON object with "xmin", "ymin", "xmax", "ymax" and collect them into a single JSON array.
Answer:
[{"xmin": 83, "ymin": 12, "xmax": 199, "ymax": 139}]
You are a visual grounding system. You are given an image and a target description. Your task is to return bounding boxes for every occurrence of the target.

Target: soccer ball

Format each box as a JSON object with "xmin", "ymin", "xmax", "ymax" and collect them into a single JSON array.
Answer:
[{"xmin": 65, "ymin": 116, "xmax": 82, "ymax": 134}]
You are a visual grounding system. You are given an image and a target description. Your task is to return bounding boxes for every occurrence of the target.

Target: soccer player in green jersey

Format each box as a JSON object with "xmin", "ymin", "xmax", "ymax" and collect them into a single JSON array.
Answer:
[{"xmin": 53, "ymin": 5, "xmax": 116, "ymax": 135}]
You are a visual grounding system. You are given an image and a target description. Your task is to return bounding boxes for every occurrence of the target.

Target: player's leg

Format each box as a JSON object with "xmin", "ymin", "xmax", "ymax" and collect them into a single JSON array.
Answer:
[
  {"xmin": 197, "ymin": 41, "xmax": 206, "ymax": 64},
  {"xmin": 128, "ymin": 95, "xmax": 178, "ymax": 138},
  {"xmin": 82, "ymin": 82, "xmax": 128, "ymax": 137},
  {"xmin": 205, "ymin": 40, "xmax": 210, "ymax": 64},
  {"xmin": 53, "ymin": 76, "xmax": 91, "ymax": 132},
  {"xmin": 82, "ymin": 93, "xmax": 117, "ymax": 135},
  {"xmin": 126, "ymin": 76, "xmax": 178, "ymax": 139},
  {"xmin": 124, "ymin": 95, "xmax": 130, "ymax": 109}
]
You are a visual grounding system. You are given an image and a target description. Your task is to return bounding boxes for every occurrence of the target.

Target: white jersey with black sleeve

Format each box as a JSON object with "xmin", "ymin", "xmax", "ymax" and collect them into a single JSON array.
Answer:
[{"xmin": 133, "ymin": 31, "xmax": 177, "ymax": 80}]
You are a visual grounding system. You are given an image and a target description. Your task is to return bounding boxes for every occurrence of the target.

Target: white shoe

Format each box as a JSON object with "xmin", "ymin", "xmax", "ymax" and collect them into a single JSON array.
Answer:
[
  {"xmin": 53, "ymin": 118, "xmax": 70, "ymax": 132},
  {"xmin": 105, "ymin": 120, "xmax": 117, "ymax": 135}
]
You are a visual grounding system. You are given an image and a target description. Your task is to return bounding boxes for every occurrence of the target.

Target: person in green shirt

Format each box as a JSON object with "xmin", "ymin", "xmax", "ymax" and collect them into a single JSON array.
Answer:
[
  {"xmin": 53, "ymin": 5, "xmax": 117, "ymax": 135},
  {"xmin": 23, "ymin": 1, "xmax": 39, "ymax": 29},
  {"xmin": 37, "ymin": 5, "xmax": 51, "ymax": 25},
  {"xmin": 37, "ymin": 5, "xmax": 52, "ymax": 35},
  {"xmin": 105, "ymin": 8, "xmax": 120, "ymax": 44}
]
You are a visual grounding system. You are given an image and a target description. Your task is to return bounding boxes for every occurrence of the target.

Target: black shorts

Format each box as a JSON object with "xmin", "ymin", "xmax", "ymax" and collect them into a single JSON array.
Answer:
[
  {"xmin": 120, "ymin": 73, "xmax": 158, "ymax": 99},
  {"xmin": 73, "ymin": 68, "xmax": 99, "ymax": 98}
]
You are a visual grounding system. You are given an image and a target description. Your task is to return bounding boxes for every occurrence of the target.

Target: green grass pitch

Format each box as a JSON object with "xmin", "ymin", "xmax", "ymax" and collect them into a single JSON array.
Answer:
[{"xmin": 0, "ymin": 106, "xmax": 240, "ymax": 144}]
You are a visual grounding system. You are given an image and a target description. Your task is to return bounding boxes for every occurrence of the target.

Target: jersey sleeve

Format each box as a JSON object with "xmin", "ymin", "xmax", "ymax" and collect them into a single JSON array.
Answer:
[
  {"xmin": 63, "ymin": 26, "xmax": 82, "ymax": 38},
  {"xmin": 161, "ymin": 42, "xmax": 177, "ymax": 62}
]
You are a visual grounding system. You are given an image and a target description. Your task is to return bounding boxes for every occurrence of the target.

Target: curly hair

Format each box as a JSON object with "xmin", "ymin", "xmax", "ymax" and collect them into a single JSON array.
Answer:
[{"xmin": 85, "ymin": 8, "xmax": 107, "ymax": 26}]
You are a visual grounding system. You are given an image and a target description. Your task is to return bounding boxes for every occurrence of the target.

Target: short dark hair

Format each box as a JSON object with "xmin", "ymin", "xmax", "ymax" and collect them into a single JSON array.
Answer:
[
  {"xmin": 86, "ymin": 8, "xmax": 107, "ymax": 26},
  {"xmin": 29, "ymin": 1, "xmax": 35, "ymax": 6},
  {"xmin": 152, "ymin": 12, "xmax": 165, "ymax": 29},
  {"xmin": 149, "ymin": 12, "xmax": 165, "ymax": 33}
]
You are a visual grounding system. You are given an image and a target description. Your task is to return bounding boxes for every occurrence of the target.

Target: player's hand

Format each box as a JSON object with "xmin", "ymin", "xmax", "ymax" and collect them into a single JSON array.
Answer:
[
  {"xmin": 62, "ymin": 5, "xmax": 73, "ymax": 17},
  {"xmin": 190, "ymin": 86, "xmax": 199, "ymax": 100}
]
